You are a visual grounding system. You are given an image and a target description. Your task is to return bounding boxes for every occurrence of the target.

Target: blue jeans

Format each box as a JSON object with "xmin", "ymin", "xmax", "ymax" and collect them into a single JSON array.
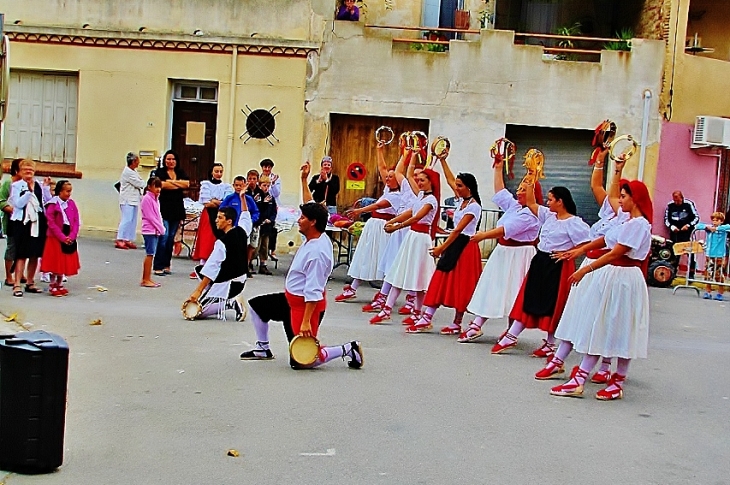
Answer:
[{"xmin": 153, "ymin": 219, "xmax": 180, "ymax": 271}]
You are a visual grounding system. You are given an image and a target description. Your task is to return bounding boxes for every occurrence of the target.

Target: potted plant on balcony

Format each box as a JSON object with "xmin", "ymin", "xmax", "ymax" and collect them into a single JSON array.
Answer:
[{"xmin": 604, "ymin": 28, "xmax": 633, "ymax": 51}]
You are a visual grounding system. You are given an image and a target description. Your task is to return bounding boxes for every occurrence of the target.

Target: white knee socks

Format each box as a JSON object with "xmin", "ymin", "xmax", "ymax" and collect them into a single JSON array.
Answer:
[{"xmin": 249, "ymin": 307, "xmax": 270, "ymax": 347}]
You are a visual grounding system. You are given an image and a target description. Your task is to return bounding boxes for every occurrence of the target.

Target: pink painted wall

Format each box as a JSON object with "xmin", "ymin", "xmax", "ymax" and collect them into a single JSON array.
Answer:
[{"xmin": 652, "ymin": 121, "xmax": 719, "ymax": 236}]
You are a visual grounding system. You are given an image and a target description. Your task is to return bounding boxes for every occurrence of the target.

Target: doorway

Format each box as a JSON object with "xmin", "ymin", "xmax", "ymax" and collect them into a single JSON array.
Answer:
[
  {"xmin": 328, "ymin": 114, "xmax": 430, "ymax": 212},
  {"xmin": 170, "ymin": 83, "xmax": 218, "ymax": 199}
]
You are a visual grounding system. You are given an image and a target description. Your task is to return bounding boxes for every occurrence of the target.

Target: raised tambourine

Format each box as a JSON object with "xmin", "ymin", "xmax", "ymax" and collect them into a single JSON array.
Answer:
[
  {"xmin": 410, "ymin": 131, "xmax": 429, "ymax": 165},
  {"xmin": 181, "ymin": 299, "xmax": 202, "ymax": 321},
  {"xmin": 490, "ymin": 137, "xmax": 516, "ymax": 179},
  {"xmin": 608, "ymin": 134, "xmax": 638, "ymax": 162},
  {"xmin": 289, "ymin": 335, "xmax": 320, "ymax": 367},
  {"xmin": 427, "ymin": 136, "xmax": 450, "ymax": 168},
  {"xmin": 375, "ymin": 126, "xmax": 395, "ymax": 145}
]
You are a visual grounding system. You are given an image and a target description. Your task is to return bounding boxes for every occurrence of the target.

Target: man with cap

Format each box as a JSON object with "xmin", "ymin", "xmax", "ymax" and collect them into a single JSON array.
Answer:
[
  {"xmin": 308, "ymin": 156, "xmax": 341, "ymax": 215},
  {"xmin": 259, "ymin": 159, "xmax": 281, "ymax": 261}
]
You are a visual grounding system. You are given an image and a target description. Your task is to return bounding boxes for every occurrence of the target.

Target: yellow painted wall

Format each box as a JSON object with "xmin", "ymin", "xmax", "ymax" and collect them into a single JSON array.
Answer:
[{"xmin": 7, "ymin": 42, "xmax": 307, "ymax": 232}]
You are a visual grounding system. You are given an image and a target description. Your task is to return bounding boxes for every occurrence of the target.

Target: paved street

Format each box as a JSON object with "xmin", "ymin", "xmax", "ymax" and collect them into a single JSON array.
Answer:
[{"xmin": 0, "ymin": 237, "xmax": 729, "ymax": 485}]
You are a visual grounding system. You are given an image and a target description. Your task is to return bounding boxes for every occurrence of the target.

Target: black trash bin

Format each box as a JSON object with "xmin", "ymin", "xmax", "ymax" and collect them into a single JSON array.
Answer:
[{"xmin": 0, "ymin": 330, "xmax": 69, "ymax": 473}]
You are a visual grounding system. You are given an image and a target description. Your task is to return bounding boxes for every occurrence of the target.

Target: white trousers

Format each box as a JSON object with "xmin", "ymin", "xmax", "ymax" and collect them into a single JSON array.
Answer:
[{"xmin": 117, "ymin": 204, "xmax": 139, "ymax": 241}]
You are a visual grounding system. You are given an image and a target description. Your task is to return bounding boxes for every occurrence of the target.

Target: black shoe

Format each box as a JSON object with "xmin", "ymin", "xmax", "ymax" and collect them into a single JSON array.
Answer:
[
  {"xmin": 345, "ymin": 341, "xmax": 363, "ymax": 369},
  {"xmin": 258, "ymin": 265, "xmax": 272, "ymax": 276},
  {"xmin": 240, "ymin": 342, "xmax": 274, "ymax": 360},
  {"xmin": 247, "ymin": 272, "xmax": 254, "ymax": 278}
]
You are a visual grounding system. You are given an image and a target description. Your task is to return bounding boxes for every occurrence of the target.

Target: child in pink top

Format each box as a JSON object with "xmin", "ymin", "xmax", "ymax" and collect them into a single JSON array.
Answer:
[
  {"xmin": 41, "ymin": 180, "xmax": 81, "ymax": 296},
  {"xmin": 140, "ymin": 177, "xmax": 165, "ymax": 287}
]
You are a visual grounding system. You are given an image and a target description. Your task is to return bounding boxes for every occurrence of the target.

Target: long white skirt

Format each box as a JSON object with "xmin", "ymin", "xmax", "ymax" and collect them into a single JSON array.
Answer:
[
  {"xmin": 467, "ymin": 244, "xmax": 536, "ymax": 319},
  {"xmin": 378, "ymin": 226, "xmax": 408, "ymax": 278},
  {"xmin": 384, "ymin": 231, "xmax": 435, "ymax": 292},
  {"xmin": 347, "ymin": 218, "xmax": 390, "ymax": 281},
  {"xmin": 555, "ymin": 265, "xmax": 649, "ymax": 359}
]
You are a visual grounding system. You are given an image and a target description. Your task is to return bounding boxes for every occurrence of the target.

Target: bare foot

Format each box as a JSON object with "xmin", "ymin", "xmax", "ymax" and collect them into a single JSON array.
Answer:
[{"xmin": 141, "ymin": 281, "xmax": 161, "ymax": 288}]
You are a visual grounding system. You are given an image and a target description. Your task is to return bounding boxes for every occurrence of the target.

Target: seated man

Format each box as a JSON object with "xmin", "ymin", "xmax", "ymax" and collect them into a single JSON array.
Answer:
[
  {"xmin": 240, "ymin": 161, "xmax": 363, "ymax": 369},
  {"xmin": 187, "ymin": 207, "xmax": 248, "ymax": 321}
]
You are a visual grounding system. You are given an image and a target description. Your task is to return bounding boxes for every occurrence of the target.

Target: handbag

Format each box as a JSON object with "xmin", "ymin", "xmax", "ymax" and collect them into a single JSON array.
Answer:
[
  {"xmin": 114, "ymin": 181, "xmax": 121, "ymax": 192},
  {"xmin": 60, "ymin": 224, "xmax": 77, "ymax": 254}
]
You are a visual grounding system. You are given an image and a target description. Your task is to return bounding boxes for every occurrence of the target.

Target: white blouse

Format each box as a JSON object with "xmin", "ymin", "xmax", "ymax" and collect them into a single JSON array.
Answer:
[
  {"xmin": 604, "ymin": 216, "xmax": 651, "ymax": 260},
  {"xmin": 398, "ymin": 178, "xmax": 418, "ymax": 214},
  {"xmin": 452, "ymin": 198, "xmax": 482, "ymax": 237},
  {"xmin": 589, "ymin": 196, "xmax": 630, "ymax": 239},
  {"xmin": 199, "ymin": 181, "xmax": 233, "ymax": 203},
  {"xmin": 493, "ymin": 188, "xmax": 540, "ymax": 242},
  {"xmin": 411, "ymin": 192, "xmax": 438, "ymax": 225},
  {"xmin": 376, "ymin": 190, "xmax": 400, "ymax": 216},
  {"xmin": 285, "ymin": 233, "xmax": 334, "ymax": 302},
  {"xmin": 536, "ymin": 205, "xmax": 591, "ymax": 252}
]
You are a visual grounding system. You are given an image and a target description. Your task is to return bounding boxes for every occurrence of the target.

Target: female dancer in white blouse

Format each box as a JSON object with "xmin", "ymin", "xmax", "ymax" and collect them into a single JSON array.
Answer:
[
  {"xmin": 546, "ymin": 180, "xmax": 653, "ymax": 400},
  {"xmin": 408, "ymin": 157, "xmax": 482, "ymax": 334},
  {"xmin": 547, "ymin": 148, "xmax": 629, "ymax": 382},
  {"xmin": 369, "ymin": 156, "xmax": 440, "ymax": 325},
  {"xmin": 335, "ymin": 141, "xmax": 401, "ymax": 303},
  {"xmin": 457, "ymin": 155, "xmax": 541, "ymax": 343},
  {"xmin": 492, "ymin": 185, "xmax": 590, "ymax": 358},
  {"xmin": 192, "ymin": 162, "xmax": 233, "ymax": 270}
]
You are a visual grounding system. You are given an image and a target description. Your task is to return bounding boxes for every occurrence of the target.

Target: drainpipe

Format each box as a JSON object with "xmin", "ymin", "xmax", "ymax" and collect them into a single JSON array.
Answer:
[
  {"xmin": 697, "ymin": 149, "xmax": 723, "ymax": 210},
  {"xmin": 638, "ymin": 89, "xmax": 652, "ymax": 181},
  {"xmin": 225, "ymin": 46, "xmax": 238, "ymax": 175}
]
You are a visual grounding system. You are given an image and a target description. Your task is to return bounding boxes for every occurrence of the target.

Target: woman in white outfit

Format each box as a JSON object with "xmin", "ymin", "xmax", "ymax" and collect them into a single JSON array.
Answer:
[
  {"xmin": 545, "ymin": 179, "xmax": 653, "ymax": 401},
  {"xmin": 115, "ymin": 152, "xmax": 146, "ymax": 249}
]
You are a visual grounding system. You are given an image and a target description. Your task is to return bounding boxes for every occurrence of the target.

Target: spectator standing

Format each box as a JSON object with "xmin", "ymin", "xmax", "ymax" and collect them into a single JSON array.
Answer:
[
  {"xmin": 664, "ymin": 191, "xmax": 699, "ymax": 243},
  {"xmin": 696, "ymin": 212, "xmax": 730, "ymax": 301},
  {"xmin": 254, "ymin": 175, "xmax": 278, "ymax": 275},
  {"xmin": 308, "ymin": 156, "xmax": 341, "ymax": 214},
  {"xmin": 140, "ymin": 177, "xmax": 166, "ymax": 288},
  {"xmin": 152, "ymin": 150, "xmax": 190, "ymax": 276},
  {"xmin": 1, "ymin": 158, "xmax": 23, "ymax": 286},
  {"xmin": 259, "ymin": 159, "xmax": 281, "ymax": 261},
  {"xmin": 336, "ymin": 0, "xmax": 360, "ymax": 21},
  {"xmin": 40, "ymin": 180, "xmax": 81, "ymax": 296},
  {"xmin": 116, "ymin": 152, "xmax": 146, "ymax": 250}
]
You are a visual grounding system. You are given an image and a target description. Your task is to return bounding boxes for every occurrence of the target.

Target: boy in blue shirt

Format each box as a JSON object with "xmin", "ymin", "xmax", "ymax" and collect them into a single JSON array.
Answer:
[{"xmin": 697, "ymin": 212, "xmax": 730, "ymax": 300}]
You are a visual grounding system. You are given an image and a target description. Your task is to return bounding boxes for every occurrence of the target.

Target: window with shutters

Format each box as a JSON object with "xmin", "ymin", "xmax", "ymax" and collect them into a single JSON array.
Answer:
[{"xmin": 3, "ymin": 71, "xmax": 79, "ymax": 164}]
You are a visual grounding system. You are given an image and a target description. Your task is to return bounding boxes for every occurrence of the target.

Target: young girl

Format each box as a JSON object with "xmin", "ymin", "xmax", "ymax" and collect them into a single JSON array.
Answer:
[
  {"xmin": 41, "ymin": 180, "xmax": 81, "ymax": 296},
  {"xmin": 141, "ymin": 177, "xmax": 166, "ymax": 288}
]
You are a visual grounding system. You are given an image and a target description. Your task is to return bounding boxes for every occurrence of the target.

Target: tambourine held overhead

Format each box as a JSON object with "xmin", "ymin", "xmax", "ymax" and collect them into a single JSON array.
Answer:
[
  {"xmin": 375, "ymin": 126, "xmax": 395, "ymax": 145},
  {"xmin": 427, "ymin": 136, "xmax": 450, "ymax": 168},
  {"xmin": 608, "ymin": 134, "xmax": 638, "ymax": 162},
  {"xmin": 490, "ymin": 137, "xmax": 517, "ymax": 179}
]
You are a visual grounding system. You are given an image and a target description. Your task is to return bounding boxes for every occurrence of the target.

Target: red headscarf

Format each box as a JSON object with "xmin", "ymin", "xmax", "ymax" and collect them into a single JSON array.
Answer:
[
  {"xmin": 622, "ymin": 179, "xmax": 653, "ymax": 224},
  {"xmin": 422, "ymin": 168, "xmax": 441, "ymax": 239}
]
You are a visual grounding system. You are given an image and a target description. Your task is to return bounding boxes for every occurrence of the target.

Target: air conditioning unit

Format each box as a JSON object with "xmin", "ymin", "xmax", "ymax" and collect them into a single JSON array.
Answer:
[{"xmin": 692, "ymin": 116, "xmax": 730, "ymax": 148}]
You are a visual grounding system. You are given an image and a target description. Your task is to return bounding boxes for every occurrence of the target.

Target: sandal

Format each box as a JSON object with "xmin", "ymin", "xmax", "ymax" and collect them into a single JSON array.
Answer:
[
  {"xmin": 12, "ymin": 286, "xmax": 23, "ymax": 297},
  {"xmin": 25, "ymin": 284, "xmax": 43, "ymax": 294}
]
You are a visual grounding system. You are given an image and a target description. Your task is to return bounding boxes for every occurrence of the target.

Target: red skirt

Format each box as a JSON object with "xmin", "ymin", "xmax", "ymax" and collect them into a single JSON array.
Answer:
[
  {"xmin": 192, "ymin": 210, "xmax": 216, "ymax": 261},
  {"xmin": 423, "ymin": 241, "xmax": 482, "ymax": 312},
  {"xmin": 508, "ymin": 257, "xmax": 575, "ymax": 333},
  {"xmin": 40, "ymin": 237, "xmax": 80, "ymax": 276}
]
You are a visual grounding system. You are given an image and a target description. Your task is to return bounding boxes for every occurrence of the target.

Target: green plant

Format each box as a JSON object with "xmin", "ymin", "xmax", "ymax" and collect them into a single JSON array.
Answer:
[
  {"xmin": 555, "ymin": 22, "xmax": 582, "ymax": 49},
  {"xmin": 478, "ymin": 0, "xmax": 492, "ymax": 29},
  {"xmin": 604, "ymin": 28, "xmax": 633, "ymax": 51},
  {"xmin": 410, "ymin": 42, "xmax": 448, "ymax": 53}
]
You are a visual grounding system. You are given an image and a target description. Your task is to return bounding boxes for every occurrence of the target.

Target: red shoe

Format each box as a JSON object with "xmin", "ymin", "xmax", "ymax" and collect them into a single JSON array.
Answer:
[
  {"xmin": 335, "ymin": 285, "xmax": 357, "ymax": 302},
  {"xmin": 362, "ymin": 293, "xmax": 384, "ymax": 312},
  {"xmin": 531, "ymin": 339, "xmax": 557, "ymax": 359},
  {"xmin": 535, "ymin": 358, "xmax": 565, "ymax": 380},
  {"xmin": 457, "ymin": 323, "xmax": 483, "ymax": 343},
  {"xmin": 125, "ymin": 241, "xmax": 138, "ymax": 249},
  {"xmin": 491, "ymin": 333, "xmax": 517, "ymax": 354},
  {"xmin": 369, "ymin": 307, "xmax": 392, "ymax": 325},
  {"xmin": 114, "ymin": 240, "xmax": 128, "ymax": 250},
  {"xmin": 398, "ymin": 294, "xmax": 415, "ymax": 315},
  {"xmin": 189, "ymin": 271, "xmax": 198, "ymax": 279},
  {"xmin": 440, "ymin": 324, "xmax": 461, "ymax": 335},
  {"xmin": 595, "ymin": 373, "xmax": 626, "ymax": 401},
  {"xmin": 402, "ymin": 312, "xmax": 421, "ymax": 326},
  {"xmin": 550, "ymin": 366, "xmax": 588, "ymax": 398},
  {"xmin": 59, "ymin": 287, "xmax": 69, "ymax": 295},
  {"xmin": 590, "ymin": 369, "xmax": 611, "ymax": 384},
  {"xmin": 50, "ymin": 287, "xmax": 64, "ymax": 297},
  {"xmin": 405, "ymin": 322, "xmax": 433, "ymax": 333}
]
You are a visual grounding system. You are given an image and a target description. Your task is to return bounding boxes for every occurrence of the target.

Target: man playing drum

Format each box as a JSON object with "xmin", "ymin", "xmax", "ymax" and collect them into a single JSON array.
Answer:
[
  {"xmin": 186, "ymin": 207, "xmax": 248, "ymax": 321},
  {"xmin": 240, "ymin": 162, "xmax": 363, "ymax": 369}
]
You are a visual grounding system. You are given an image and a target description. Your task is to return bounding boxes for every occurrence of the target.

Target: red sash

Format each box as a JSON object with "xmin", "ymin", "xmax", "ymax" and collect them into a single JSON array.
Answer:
[
  {"xmin": 410, "ymin": 223, "xmax": 430, "ymax": 234},
  {"xmin": 371, "ymin": 211, "xmax": 395, "ymax": 221},
  {"xmin": 586, "ymin": 249, "xmax": 642, "ymax": 268},
  {"xmin": 498, "ymin": 237, "xmax": 536, "ymax": 247}
]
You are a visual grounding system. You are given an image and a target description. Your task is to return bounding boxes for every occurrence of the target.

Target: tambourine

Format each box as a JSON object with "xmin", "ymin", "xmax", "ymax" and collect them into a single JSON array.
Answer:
[
  {"xmin": 589, "ymin": 119, "xmax": 617, "ymax": 165},
  {"xmin": 289, "ymin": 335, "xmax": 320, "ymax": 366},
  {"xmin": 375, "ymin": 126, "xmax": 395, "ymax": 145},
  {"xmin": 608, "ymin": 134, "xmax": 638, "ymax": 162},
  {"xmin": 490, "ymin": 137, "xmax": 516, "ymax": 179},
  {"xmin": 181, "ymin": 299, "xmax": 202, "ymax": 320},
  {"xmin": 521, "ymin": 148, "xmax": 545, "ymax": 185},
  {"xmin": 410, "ymin": 131, "xmax": 429, "ymax": 165},
  {"xmin": 427, "ymin": 136, "xmax": 450, "ymax": 168}
]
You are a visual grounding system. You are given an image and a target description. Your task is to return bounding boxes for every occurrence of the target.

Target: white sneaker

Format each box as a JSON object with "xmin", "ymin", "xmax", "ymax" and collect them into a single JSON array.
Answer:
[{"xmin": 40, "ymin": 273, "xmax": 51, "ymax": 283}]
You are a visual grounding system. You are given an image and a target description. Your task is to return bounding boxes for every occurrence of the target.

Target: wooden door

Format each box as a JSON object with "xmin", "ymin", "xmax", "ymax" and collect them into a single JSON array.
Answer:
[
  {"xmin": 171, "ymin": 101, "xmax": 218, "ymax": 199},
  {"xmin": 328, "ymin": 114, "xmax": 430, "ymax": 212}
]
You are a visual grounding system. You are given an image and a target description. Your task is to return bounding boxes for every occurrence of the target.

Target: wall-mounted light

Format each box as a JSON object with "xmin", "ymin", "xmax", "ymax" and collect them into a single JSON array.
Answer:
[
  {"xmin": 138, "ymin": 26, "xmax": 147, "ymax": 32},
  {"xmin": 13, "ymin": 20, "xmax": 22, "ymax": 25},
  {"xmin": 82, "ymin": 23, "xmax": 90, "ymax": 29},
  {"xmin": 193, "ymin": 29, "xmax": 205, "ymax": 36}
]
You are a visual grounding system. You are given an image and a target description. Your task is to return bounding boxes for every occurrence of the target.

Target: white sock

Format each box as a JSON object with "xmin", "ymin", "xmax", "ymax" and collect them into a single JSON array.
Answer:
[
  {"xmin": 498, "ymin": 320, "xmax": 525, "ymax": 346},
  {"xmin": 350, "ymin": 279, "xmax": 361, "ymax": 290},
  {"xmin": 385, "ymin": 287, "xmax": 402, "ymax": 309},
  {"xmin": 380, "ymin": 282, "xmax": 392, "ymax": 295},
  {"xmin": 414, "ymin": 291, "xmax": 425, "ymax": 312},
  {"xmin": 314, "ymin": 344, "xmax": 346, "ymax": 367},
  {"xmin": 598, "ymin": 357, "xmax": 612, "ymax": 373},
  {"xmin": 472, "ymin": 316, "xmax": 487, "ymax": 328},
  {"xmin": 249, "ymin": 307, "xmax": 270, "ymax": 344}
]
